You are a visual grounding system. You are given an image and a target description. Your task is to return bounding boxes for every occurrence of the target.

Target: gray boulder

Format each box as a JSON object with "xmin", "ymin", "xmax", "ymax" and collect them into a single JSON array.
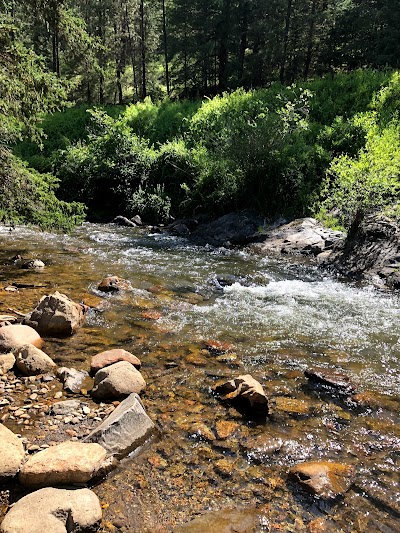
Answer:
[
  {"xmin": 91, "ymin": 361, "xmax": 146, "ymax": 400},
  {"xmin": 15, "ymin": 344, "xmax": 56, "ymax": 375},
  {"xmin": 255, "ymin": 217, "xmax": 343, "ymax": 256},
  {"xmin": 0, "ymin": 424, "xmax": 25, "ymax": 480},
  {"xmin": 190, "ymin": 212, "xmax": 264, "ymax": 247},
  {"xmin": 23, "ymin": 291, "xmax": 86, "ymax": 336},
  {"xmin": 84, "ymin": 393, "xmax": 156, "ymax": 458},
  {"xmin": 0, "ymin": 487, "xmax": 102, "ymax": 533},
  {"xmin": 113, "ymin": 215, "xmax": 137, "ymax": 227},
  {"xmin": 51, "ymin": 399, "xmax": 85, "ymax": 416}
]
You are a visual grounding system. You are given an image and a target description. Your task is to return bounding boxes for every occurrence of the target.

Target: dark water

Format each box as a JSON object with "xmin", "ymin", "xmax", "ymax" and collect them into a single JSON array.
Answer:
[{"xmin": 1, "ymin": 223, "xmax": 399, "ymax": 532}]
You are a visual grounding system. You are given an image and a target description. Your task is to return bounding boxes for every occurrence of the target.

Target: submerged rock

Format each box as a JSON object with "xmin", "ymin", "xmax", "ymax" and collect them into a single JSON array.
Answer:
[
  {"xmin": 90, "ymin": 348, "xmax": 141, "ymax": 374},
  {"xmin": 0, "ymin": 487, "xmax": 102, "ymax": 533},
  {"xmin": 289, "ymin": 461, "xmax": 355, "ymax": 499},
  {"xmin": 84, "ymin": 393, "xmax": 155, "ymax": 458},
  {"xmin": 0, "ymin": 424, "xmax": 25, "ymax": 480},
  {"xmin": 91, "ymin": 361, "xmax": 146, "ymax": 400},
  {"xmin": 21, "ymin": 259, "xmax": 45, "ymax": 269},
  {"xmin": 214, "ymin": 374, "xmax": 268, "ymax": 416},
  {"xmin": 23, "ymin": 292, "xmax": 86, "ymax": 336},
  {"xmin": 0, "ymin": 324, "xmax": 44, "ymax": 352},
  {"xmin": 240, "ymin": 435, "xmax": 283, "ymax": 463},
  {"xmin": 305, "ymin": 368, "xmax": 356, "ymax": 395},
  {"xmin": 97, "ymin": 276, "xmax": 132, "ymax": 293},
  {"xmin": 15, "ymin": 344, "xmax": 56, "ymax": 375},
  {"xmin": 173, "ymin": 507, "xmax": 259, "ymax": 533},
  {"xmin": 19, "ymin": 441, "xmax": 108, "ymax": 487}
]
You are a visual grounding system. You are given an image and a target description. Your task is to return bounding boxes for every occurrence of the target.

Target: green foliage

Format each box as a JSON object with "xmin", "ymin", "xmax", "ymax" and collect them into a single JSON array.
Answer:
[
  {"xmin": 127, "ymin": 184, "xmax": 171, "ymax": 223},
  {"xmin": 317, "ymin": 120, "xmax": 400, "ymax": 229}
]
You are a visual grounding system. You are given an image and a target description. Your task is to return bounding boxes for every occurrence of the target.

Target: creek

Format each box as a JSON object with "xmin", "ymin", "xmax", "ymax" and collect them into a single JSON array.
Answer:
[{"xmin": 0, "ymin": 223, "xmax": 399, "ymax": 532}]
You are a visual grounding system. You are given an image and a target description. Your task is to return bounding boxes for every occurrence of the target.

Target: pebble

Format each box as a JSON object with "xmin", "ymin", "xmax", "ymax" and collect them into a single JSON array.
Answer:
[
  {"xmin": 54, "ymin": 392, "xmax": 63, "ymax": 399},
  {"xmin": 30, "ymin": 393, "xmax": 38, "ymax": 401},
  {"xmin": 82, "ymin": 406, "xmax": 91, "ymax": 415}
]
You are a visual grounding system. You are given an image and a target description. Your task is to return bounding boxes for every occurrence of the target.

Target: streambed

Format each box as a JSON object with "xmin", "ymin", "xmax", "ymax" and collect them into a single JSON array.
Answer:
[{"xmin": 0, "ymin": 223, "xmax": 399, "ymax": 532}]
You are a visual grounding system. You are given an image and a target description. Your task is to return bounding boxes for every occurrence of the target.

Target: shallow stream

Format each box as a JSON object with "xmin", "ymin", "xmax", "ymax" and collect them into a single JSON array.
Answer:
[{"xmin": 0, "ymin": 223, "xmax": 399, "ymax": 532}]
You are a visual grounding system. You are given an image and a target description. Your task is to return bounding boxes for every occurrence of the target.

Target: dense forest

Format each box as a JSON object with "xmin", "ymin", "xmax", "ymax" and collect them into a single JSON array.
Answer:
[{"xmin": 1, "ymin": 0, "xmax": 400, "ymax": 229}]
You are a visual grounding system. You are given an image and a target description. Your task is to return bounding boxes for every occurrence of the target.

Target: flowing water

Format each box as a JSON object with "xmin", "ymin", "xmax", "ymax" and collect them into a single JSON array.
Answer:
[{"xmin": 0, "ymin": 223, "xmax": 399, "ymax": 532}]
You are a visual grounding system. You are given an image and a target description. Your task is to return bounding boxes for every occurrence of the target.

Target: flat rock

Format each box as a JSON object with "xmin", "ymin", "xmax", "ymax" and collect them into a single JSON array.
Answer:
[
  {"xmin": 51, "ymin": 399, "xmax": 85, "ymax": 416},
  {"xmin": 214, "ymin": 374, "xmax": 268, "ymax": 416},
  {"xmin": 0, "ymin": 324, "xmax": 44, "ymax": 352},
  {"xmin": 305, "ymin": 367, "xmax": 356, "ymax": 395},
  {"xmin": 91, "ymin": 361, "xmax": 146, "ymax": 400},
  {"xmin": 58, "ymin": 367, "xmax": 93, "ymax": 394},
  {"xmin": 255, "ymin": 218, "xmax": 343, "ymax": 257},
  {"xmin": 0, "ymin": 487, "xmax": 102, "ymax": 533},
  {"xmin": 19, "ymin": 441, "xmax": 107, "ymax": 487},
  {"xmin": 289, "ymin": 461, "xmax": 355, "ymax": 499},
  {"xmin": 23, "ymin": 292, "xmax": 86, "ymax": 336},
  {"xmin": 15, "ymin": 343, "xmax": 56, "ymax": 375},
  {"xmin": 97, "ymin": 276, "xmax": 132, "ymax": 293},
  {"xmin": 90, "ymin": 349, "xmax": 141, "ymax": 374},
  {"xmin": 0, "ymin": 352, "xmax": 15, "ymax": 374},
  {"xmin": 0, "ymin": 424, "xmax": 25, "ymax": 480},
  {"xmin": 173, "ymin": 508, "xmax": 259, "ymax": 533},
  {"xmin": 84, "ymin": 393, "xmax": 155, "ymax": 458}
]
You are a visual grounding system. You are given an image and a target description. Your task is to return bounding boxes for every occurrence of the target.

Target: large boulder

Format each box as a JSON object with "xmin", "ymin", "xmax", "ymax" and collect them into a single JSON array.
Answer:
[
  {"xmin": 0, "ymin": 487, "xmax": 102, "ymax": 533},
  {"xmin": 23, "ymin": 292, "xmax": 86, "ymax": 336},
  {"xmin": 289, "ymin": 461, "xmax": 355, "ymax": 499},
  {"xmin": 323, "ymin": 214, "xmax": 400, "ymax": 288},
  {"xmin": 91, "ymin": 361, "xmax": 146, "ymax": 400},
  {"xmin": 19, "ymin": 441, "xmax": 107, "ymax": 487},
  {"xmin": 0, "ymin": 424, "xmax": 25, "ymax": 480},
  {"xmin": 15, "ymin": 344, "xmax": 56, "ymax": 375},
  {"xmin": 214, "ymin": 374, "xmax": 268, "ymax": 416},
  {"xmin": 255, "ymin": 218, "xmax": 343, "ymax": 257},
  {"xmin": 90, "ymin": 348, "xmax": 141, "ymax": 374},
  {"xmin": 84, "ymin": 393, "xmax": 156, "ymax": 458},
  {"xmin": 0, "ymin": 324, "xmax": 43, "ymax": 352},
  {"xmin": 0, "ymin": 352, "xmax": 15, "ymax": 374},
  {"xmin": 190, "ymin": 212, "xmax": 264, "ymax": 247}
]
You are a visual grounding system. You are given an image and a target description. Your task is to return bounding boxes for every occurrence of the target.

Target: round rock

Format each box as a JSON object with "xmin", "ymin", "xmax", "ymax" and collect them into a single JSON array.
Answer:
[
  {"xmin": 0, "ymin": 487, "xmax": 102, "ymax": 533},
  {"xmin": 0, "ymin": 424, "xmax": 25, "ymax": 480},
  {"xmin": 19, "ymin": 441, "xmax": 107, "ymax": 487},
  {"xmin": 91, "ymin": 361, "xmax": 146, "ymax": 400},
  {"xmin": 15, "ymin": 344, "xmax": 56, "ymax": 375},
  {"xmin": 0, "ymin": 352, "xmax": 16, "ymax": 374},
  {"xmin": 0, "ymin": 325, "xmax": 43, "ymax": 352}
]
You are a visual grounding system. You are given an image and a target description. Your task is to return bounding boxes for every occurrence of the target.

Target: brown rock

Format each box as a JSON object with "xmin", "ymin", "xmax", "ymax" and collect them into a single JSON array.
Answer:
[
  {"xmin": 173, "ymin": 508, "xmax": 259, "ymax": 533},
  {"xmin": 23, "ymin": 292, "xmax": 86, "ymax": 336},
  {"xmin": 204, "ymin": 339, "xmax": 235, "ymax": 355},
  {"xmin": 215, "ymin": 420, "xmax": 239, "ymax": 439},
  {"xmin": 19, "ymin": 441, "xmax": 107, "ymax": 487},
  {"xmin": 289, "ymin": 461, "xmax": 355, "ymax": 499},
  {"xmin": 352, "ymin": 391, "xmax": 399, "ymax": 412},
  {"xmin": 214, "ymin": 374, "xmax": 268, "ymax": 416},
  {"xmin": 271, "ymin": 397, "xmax": 311, "ymax": 416},
  {"xmin": 304, "ymin": 367, "xmax": 356, "ymax": 395},
  {"xmin": 0, "ymin": 325, "xmax": 43, "ymax": 352},
  {"xmin": 90, "ymin": 349, "xmax": 141, "ymax": 374},
  {"xmin": 97, "ymin": 276, "xmax": 132, "ymax": 293}
]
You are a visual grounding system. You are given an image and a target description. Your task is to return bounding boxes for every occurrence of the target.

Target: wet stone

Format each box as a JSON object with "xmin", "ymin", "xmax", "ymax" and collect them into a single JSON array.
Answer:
[
  {"xmin": 305, "ymin": 367, "xmax": 356, "ymax": 395},
  {"xmin": 240, "ymin": 435, "xmax": 283, "ymax": 463},
  {"xmin": 289, "ymin": 461, "xmax": 355, "ymax": 499}
]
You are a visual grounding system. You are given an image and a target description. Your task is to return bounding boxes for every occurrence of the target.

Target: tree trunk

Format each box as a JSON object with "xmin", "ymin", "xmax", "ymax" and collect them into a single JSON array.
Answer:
[
  {"xmin": 304, "ymin": 0, "xmax": 317, "ymax": 79},
  {"xmin": 140, "ymin": 0, "xmax": 146, "ymax": 98},
  {"xmin": 280, "ymin": 0, "xmax": 293, "ymax": 84},
  {"xmin": 162, "ymin": 0, "xmax": 170, "ymax": 96}
]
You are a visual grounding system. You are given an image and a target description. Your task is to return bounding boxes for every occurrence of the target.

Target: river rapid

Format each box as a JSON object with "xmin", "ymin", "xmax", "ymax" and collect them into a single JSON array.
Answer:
[{"xmin": 0, "ymin": 223, "xmax": 399, "ymax": 532}]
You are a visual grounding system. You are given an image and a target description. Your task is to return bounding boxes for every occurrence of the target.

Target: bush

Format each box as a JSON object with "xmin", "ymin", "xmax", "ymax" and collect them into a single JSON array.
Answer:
[{"xmin": 127, "ymin": 184, "xmax": 171, "ymax": 223}]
